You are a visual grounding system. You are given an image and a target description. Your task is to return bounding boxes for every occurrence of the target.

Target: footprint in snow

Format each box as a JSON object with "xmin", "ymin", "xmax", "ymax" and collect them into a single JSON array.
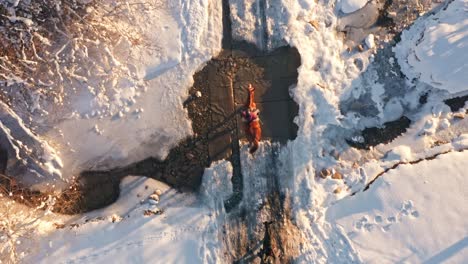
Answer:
[
  {"xmin": 355, "ymin": 219, "xmax": 374, "ymax": 232},
  {"xmin": 364, "ymin": 223, "xmax": 375, "ymax": 231},
  {"xmin": 403, "ymin": 200, "xmax": 413, "ymax": 208},
  {"xmin": 374, "ymin": 215, "xmax": 383, "ymax": 223},
  {"xmin": 381, "ymin": 224, "xmax": 392, "ymax": 232},
  {"xmin": 401, "ymin": 200, "xmax": 413, "ymax": 214},
  {"xmin": 354, "ymin": 216, "xmax": 370, "ymax": 230},
  {"xmin": 400, "ymin": 200, "xmax": 419, "ymax": 219},
  {"xmin": 411, "ymin": 210, "xmax": 420, "ymax": 218}
]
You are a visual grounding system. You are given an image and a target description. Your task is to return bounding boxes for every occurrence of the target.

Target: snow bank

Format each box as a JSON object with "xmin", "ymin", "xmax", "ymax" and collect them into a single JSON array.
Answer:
[
  {"xmin": 27, "ymin": 0, "xmax": 223, "ymax": 182},
  {"xmin": 199, "ymin": 161, "xmax": 233, "ymax": 209},
  {"xmin": 28, "ymin": 161, "xmax": 233, "ymax": 263},
  {"xmin": 0, "ymin": 0, "xmax": 223, "ymax": 187},
  {"xmin": 327, "ymin": 151, "xmax": 468, "ymax": 263},
  {"xmin": 395, "ymin": 0, "xmax": 468, "ymax": 95}
]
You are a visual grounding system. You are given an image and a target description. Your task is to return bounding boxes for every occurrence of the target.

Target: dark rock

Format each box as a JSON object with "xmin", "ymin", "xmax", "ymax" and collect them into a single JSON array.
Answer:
[{"xmin": 347, "ymin": 116, "xmax": 411, "ymax": 149}]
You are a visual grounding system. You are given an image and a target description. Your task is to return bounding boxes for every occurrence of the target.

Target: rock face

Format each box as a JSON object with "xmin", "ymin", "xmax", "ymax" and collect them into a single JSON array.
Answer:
[{"xmin": 0, "ymin": 101, "xmax": 63, "ymax": 190}]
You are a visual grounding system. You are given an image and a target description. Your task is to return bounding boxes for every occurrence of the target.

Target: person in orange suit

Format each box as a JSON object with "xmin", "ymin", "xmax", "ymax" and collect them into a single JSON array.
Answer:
[{"xmin": 241, "ymin": 84, "xmax": 262, "ymax": 154}]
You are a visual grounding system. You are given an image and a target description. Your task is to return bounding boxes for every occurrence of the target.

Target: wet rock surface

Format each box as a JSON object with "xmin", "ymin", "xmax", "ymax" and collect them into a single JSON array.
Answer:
[{"xmin": 0, "ymin": 147, "xmax": 7, "ymax": 174}]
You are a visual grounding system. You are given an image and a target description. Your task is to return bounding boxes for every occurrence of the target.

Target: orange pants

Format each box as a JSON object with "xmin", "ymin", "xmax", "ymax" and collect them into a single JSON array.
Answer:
[{"xmin": 245, "ymin": 120, "xmax": 261, "ymax": 139}]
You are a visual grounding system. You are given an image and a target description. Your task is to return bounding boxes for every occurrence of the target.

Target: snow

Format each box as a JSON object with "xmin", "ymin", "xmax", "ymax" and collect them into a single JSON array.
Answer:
[
  {"xmin": 67, "ymin": 0, "xmax": 217, "ymax": 171},
  {"xmin": 395, "ymin": 0, "xmax": 468, "ymax": 95},
  {"xmin": 365, "ymin": 33, "xmax": 375, "ymax": 49},
  {"xmin": 327, "ymin": 151, "xmax": 468, "ymax": 263},
  {"xmin": 340, "ymin": 0, "xmax": 369, "ymax": 14},
  {"xmin": 383, "ymin": 145, "xmax": 413, "ymax": 162},
  {"xmin": 382, "ymin": 98, "xmax": 404, "ymax": 122},
  {"xmin": 14, "ymin": 0, "xmax": 223, "ymax": 185},
  {"xmin": 2, "ymin": 0, "xmax": 468, "ymax": 262},
  {"xmin": 26, "ymin": 160, "xmax": 232, "ymax": 263}
]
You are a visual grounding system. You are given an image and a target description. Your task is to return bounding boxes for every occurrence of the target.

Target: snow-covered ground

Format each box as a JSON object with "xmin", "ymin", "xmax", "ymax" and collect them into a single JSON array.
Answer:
[
  {"xmin": 340, "ymin": 0, "xmax": 369, "ymax": 14},
  {"xmin": 1, "ymin": 0, "xmax": 468, "ymax": 263},
  {"xmin": 0, "ymin": 0, "xmax": 223, "ymax": 189},
  {"xmin": 48, "ymin": 0, "xmax": 223, "ymax": 181},
  {"xmin": 395, "ymin": 0, "xmax": 468, "ymax": 96},
  {"xmin": 327, "ymin": 150, "xmax": 468, "ymax": 263},
  {"xmin": 24, "ymin": 161, "xmax": 232, "ymax": 263}
]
